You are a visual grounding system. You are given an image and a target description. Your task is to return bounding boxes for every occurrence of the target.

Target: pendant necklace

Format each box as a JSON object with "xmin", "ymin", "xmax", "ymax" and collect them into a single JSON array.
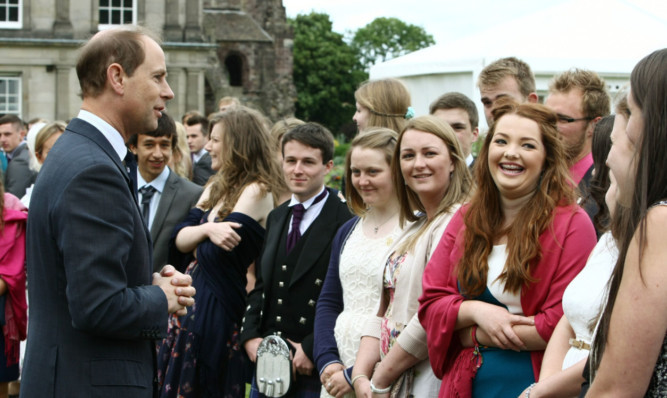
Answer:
[{"xmin": 372, "ymin": 212, "xmax": 395, "ymax": 234}]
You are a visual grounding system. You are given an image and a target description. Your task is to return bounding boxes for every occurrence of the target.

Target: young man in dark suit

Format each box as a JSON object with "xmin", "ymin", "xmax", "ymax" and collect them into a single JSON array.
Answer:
[
  {"xmin": 241, "ymin": 123, "xmax": 353, "ymax": 397},
  {"xmin": 128, "ymin": 112, "xmax": 203, "ymax": 272},
  {"xmin": 21, "ymin": 26, "xmax": 195, "ymax": 398},
  {"xmin": 0, "ymin": 114, "xmax": 36, "ymax": 197},
  {"xmin": 185, "ymin": 114, "xmax": 215, "ymax": 185}
]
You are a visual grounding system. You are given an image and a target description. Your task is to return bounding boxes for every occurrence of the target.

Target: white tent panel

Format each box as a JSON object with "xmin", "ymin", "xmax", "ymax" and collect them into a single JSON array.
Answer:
[{"xmin": 371, "ymin": 0, "xmax": 667, "ymax": 128}]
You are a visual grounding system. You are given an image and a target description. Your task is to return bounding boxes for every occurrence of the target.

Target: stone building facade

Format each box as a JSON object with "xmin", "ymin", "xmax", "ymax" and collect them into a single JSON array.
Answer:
[{"xmin": 0, "ymin": 0, "xmax": 296, "ymax": 122}]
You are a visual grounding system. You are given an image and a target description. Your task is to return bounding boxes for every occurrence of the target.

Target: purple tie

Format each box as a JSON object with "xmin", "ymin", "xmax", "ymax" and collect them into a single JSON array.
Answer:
[
  {"xmin": 286, "ymin": 204, "xmax": 305, "ymax": 253},
  {"xmin": 285, "ymin": 189, "xmax": 327, "ymax": 253}
]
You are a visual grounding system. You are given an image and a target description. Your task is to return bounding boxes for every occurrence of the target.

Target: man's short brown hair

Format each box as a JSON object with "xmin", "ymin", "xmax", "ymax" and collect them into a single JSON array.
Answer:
[
  {"xmin": 429, "ymin": 92, "xmax": 479, "ymax": 129},
  {"xmin": 478, "ymin": 57, "xmax": 536, "ymax": 98},
  {"xmin": 76, "ymin": 25, "xmax": 161, "ymax": 99},
  {"xmin": 549, "ymin": 68, "xmax": 610, "ymax": 119}
]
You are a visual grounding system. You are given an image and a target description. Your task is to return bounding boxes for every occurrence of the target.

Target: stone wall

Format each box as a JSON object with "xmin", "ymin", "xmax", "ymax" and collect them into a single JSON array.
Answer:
[{"xmin": 0, "ymin": 0, "xmax": 295, "ymax": 121}]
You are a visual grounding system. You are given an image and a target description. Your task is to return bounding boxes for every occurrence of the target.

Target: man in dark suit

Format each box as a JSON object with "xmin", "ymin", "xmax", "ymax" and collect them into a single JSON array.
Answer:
[
  {"xmin": 21, "ymin": 26, "xmax": 196, "ymax": 398},
  {"xmin": 186, "ymin": 114, "xmax": 215, "ymax": 185},
  {"xmin": 241, "ymin": 123, "xmax": 352, "ymax": 398},
  {"xmin": 0, "ymin": 114, "xmax": 36, "ymax": 197},
  {"xmin": 128, "ymin": 112, "xmax": 202, "ymax": 272},
  {"xmin": 429, "ymin": 92, "xmax": 480, "ymax": 170}
]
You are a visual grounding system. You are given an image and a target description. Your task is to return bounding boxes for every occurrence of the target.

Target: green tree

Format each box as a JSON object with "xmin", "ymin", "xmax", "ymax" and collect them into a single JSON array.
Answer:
[
  {"xmin": 289, "ymin": 12, "xmax": 367, "ymax": 134},
  {"xmin": 351, "ymin": 17, "xmax": 435, "ymax": 70}
]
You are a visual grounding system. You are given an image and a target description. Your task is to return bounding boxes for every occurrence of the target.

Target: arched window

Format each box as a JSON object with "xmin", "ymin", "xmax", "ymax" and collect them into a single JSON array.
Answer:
[{"xmin": 225, "ymin": 54, "xmax": 243, "ymax": 87}]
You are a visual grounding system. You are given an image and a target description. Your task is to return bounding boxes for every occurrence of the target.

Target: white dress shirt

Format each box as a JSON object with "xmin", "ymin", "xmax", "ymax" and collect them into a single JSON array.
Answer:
[{"xmin": 137, "ymin": 167, "xmax": 170, "ymax": 231}]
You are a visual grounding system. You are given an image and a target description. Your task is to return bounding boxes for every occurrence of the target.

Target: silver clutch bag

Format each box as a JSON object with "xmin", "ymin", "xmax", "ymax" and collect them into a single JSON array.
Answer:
[{"xmin": 255, "ymin": 335, "xmax": 292, "ymax": 397}]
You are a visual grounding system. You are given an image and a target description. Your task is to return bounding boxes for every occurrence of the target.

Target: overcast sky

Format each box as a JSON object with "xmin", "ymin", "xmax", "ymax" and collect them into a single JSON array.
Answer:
[{"xmin": 282, "ymin": 0, "xmax": 667, "ymax": 45}]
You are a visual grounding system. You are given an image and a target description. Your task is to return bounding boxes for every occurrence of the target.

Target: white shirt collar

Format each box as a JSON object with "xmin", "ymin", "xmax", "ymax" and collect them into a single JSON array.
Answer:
[
  {"xmin": 78, "ymin": 109, "xmax": 127, "ymax": 161},
  {"xmin": 466, "ymin": 153, "xmax": 474, "ymax": 167},
  {"xmin": 192, "ymin": 148, "xmax": 208, "ymax": 163},
  {"xmin": 288, "ymin": 186, "xmax": 326, "ymax": 209},
  {"xmin": 137, "ymin": 167, "xmax": 170, "ymax": 194}
]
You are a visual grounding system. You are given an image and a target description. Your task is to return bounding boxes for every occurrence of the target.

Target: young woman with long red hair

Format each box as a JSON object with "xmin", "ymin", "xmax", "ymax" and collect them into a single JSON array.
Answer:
[{"xmin": 418, "ymin": 98, "xmax": 597, "ymax": 397}]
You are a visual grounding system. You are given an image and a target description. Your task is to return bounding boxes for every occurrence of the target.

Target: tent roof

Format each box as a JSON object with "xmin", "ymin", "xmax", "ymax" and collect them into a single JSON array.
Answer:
[{"xmin": 371, "ymin": 0, "xmax": 667, "ymax": 79}]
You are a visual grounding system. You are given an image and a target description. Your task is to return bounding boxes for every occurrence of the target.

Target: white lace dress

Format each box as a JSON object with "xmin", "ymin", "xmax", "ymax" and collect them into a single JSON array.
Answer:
[
  {"xmin": 320, "ymin": 221, "xmax": 401, "ymax": 398},
  {"xmin": 561, "ymin": 231, "xmax": 618, "ymax": 369}
]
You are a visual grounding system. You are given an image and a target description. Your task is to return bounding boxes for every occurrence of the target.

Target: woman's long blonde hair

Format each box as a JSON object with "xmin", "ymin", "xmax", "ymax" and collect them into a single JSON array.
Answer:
[
  {"xmin": 200, "ymin": 106, "xmax": 287, "ymax": 219},
  {"xmin": 391, "ymin": 115, "xmax": 473, "ymax": 254}
]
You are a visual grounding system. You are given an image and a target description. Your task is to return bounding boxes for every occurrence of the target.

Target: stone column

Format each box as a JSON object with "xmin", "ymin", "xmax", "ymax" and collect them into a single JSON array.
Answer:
[
  {"xmin": 55, "ymin": 66, "xmax": 71, "ymax": 121},
  {"xmin": 186, "ymin": 68, "xmax": 204, "ymax": 112},
  {"xmin": 184, "ymin": 0, "xmax": 202, "ymax": 42},
  {"xmin": 53, "ymin": 0, "xmax": 73, "ymax": 38},
  {"xmin": 163, "ymin": 0, "xmax": 183, "ymax": 41}
]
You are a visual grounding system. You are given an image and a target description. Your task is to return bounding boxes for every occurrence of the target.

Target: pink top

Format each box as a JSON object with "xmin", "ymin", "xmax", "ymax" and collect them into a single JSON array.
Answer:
[
  {"xmin": 418, "ymin": 204, "xmax": 596, "ymax": 397},
  {"xmin": 569, "ymin": 152, "xmax": 593, "ymax": 185},
  {"xmin": 0, "ymin": 206, "xmax": 28, "ymax": 366}
]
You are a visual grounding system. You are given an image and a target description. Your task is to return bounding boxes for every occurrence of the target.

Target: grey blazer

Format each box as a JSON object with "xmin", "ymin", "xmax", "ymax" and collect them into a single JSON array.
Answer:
[
  {"xmin": 150, "ymin": 170, "xmax": 202, "ymax": 271},
  {"xmin": 21, "ymin": 118, "xmax": 168, "ymax": 398},
  {"xmin": 4, "ymin": 143, "xmax": 37, "ymax": 197},
  {"xmin": 192, "ymin": 151, "xmax": 215, "ymax": 186}
]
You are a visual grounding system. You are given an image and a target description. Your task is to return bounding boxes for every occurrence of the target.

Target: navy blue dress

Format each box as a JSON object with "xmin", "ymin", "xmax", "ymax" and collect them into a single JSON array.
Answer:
[{"xmin": 158, "ymin": 209, "xmax": 265, "ymax": 398}]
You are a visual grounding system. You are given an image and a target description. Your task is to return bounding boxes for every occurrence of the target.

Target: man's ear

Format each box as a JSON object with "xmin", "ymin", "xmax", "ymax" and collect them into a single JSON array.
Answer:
[
  {"xmin": 107, "ymin": 63, "xmax": 125, "ymax": 95},
  {"xmin": 587, "ymin": 116, "xmax": 602, "ymax": 138},
  {"xmin": 324, "ymin": 159, "xmax": 334, "ymax": 173},
  {"xmin": 129, "ymin": 145, "xmax": 138, "ymax": 155},
  {"xmin": 527, "ymin": 92, "xmax": 539, "ymax": 103}
]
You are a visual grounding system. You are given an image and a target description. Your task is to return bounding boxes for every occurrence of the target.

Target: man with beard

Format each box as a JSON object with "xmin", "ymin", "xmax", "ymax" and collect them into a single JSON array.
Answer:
[{"xmin": 545, "ymin": 69, "xmax": 610, "ymax": 228}]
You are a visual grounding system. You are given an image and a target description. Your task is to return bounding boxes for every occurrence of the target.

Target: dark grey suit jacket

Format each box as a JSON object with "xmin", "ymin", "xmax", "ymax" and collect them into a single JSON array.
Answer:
[
  {"xmin": 240, "ymin": 188, "xmax": 352, "ymax": 360},
  {"xmin": 21, "ymin": 118, "xmax": 168, "ymax": 398},
  {"xmin": 192, "ymin": 151, "xmax": 214, "ymax": 186},
  {"xmin": 150, "ymin": 170, "xmax": 202, "ymax": 272},
  {"xmin": 4, "ymin": 143, "xmax": 37, "ymax": 197}
]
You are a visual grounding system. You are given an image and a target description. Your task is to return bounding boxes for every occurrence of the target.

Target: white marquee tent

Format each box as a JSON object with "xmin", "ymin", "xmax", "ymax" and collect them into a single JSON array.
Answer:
[{"xmin": 369, "ymin": 0, "xmax": 667, "ymax": 129}]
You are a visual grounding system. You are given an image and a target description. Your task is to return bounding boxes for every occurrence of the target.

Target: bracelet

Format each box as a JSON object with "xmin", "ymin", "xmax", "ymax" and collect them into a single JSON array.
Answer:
[
  {"xmin": 525, "ymin": 382, "xmax": 537, "ymax": 398},
  {"xmin": 471, "ymin": 325, "xmax": 479, "ymax": 346},
  {"xmin": 369, "ymin": 379, "xmax": 391, "ymax": 394},
  {"xmin": 351, "ymin": 374, "xmax": 368, "ymax": 387}
]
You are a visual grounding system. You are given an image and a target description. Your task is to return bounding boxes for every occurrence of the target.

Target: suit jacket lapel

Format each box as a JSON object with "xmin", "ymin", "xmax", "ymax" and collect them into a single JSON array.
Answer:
[
  {"xmin": 150, "ymin": 171, "xmax": 177, "ymax": 241},
  {"xmin": 67, "ymin": 119, "xmax": 134, "ymax": 199},
  {"xmin": 289, "ymin": 191, "xmax": 339, "ymax": 287},
  {"xmin": 261, "ymin": 203, "xmax": 290, "ymax": 282},
  {"xmin": 67, "ymin": 118, "xmax": 149, "ymax": 241}
]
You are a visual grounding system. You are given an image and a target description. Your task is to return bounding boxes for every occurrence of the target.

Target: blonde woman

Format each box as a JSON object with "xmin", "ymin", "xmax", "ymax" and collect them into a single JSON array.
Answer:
[
  {"xmin": 352, "ymin": 116, "xmax": 473, "ymax": 397},
  {"xmin": 314, "ymin": 128, "xmax": 402, "ymax": 398},
  {"xmin": 353, "ymin": 78, "xmax": 413, "ymax": 133}
]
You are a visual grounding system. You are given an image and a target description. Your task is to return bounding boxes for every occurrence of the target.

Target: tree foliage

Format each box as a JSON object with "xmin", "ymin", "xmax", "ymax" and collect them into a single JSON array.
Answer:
[
  {"xmin": 289, "ymin": 12, "xmax": 367, "ymax": 134},
  {"xmin": 351, "ymin": 17, "xmax": 435, "ymax": 70}
]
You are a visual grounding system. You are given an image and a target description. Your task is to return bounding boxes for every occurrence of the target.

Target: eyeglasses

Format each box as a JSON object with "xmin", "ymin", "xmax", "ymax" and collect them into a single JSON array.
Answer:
[{"xmin": 557, "ymin": 114, "xmax": 594, "ymax": 123}]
